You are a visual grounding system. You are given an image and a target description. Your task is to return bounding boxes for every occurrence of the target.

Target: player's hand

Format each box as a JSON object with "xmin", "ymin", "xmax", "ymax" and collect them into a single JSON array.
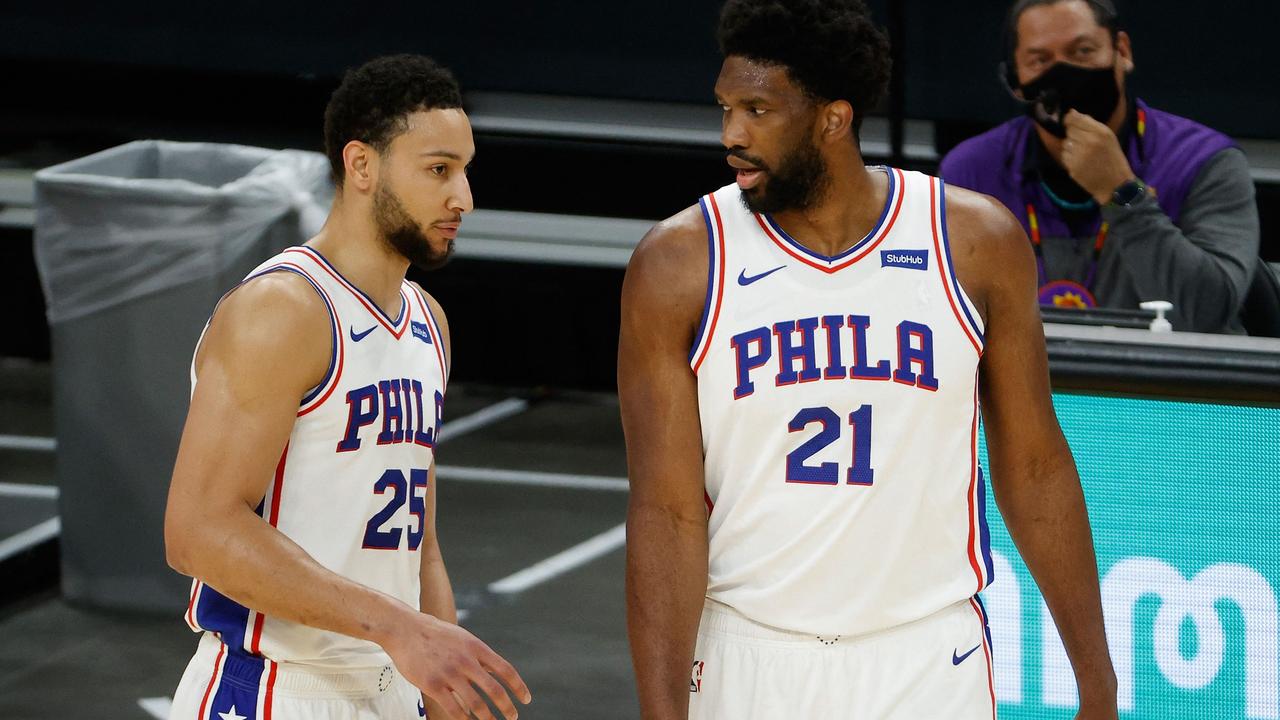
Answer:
[
  {"xmin": 421, "ymin": 692, "xmax": 454, "ymax": 719},
  {"xmin": 383, "ymin": 611, "xmax": 531, "ymax": 720},
  {"xmin": 1060, "ymin": 109, "xmax": 1135, "ymax": 205}
]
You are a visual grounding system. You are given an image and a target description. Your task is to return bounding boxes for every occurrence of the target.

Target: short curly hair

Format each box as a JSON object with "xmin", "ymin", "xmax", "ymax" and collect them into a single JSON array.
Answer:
[
  {"xmin": 323, "ymin": 54, "xmax": 464, "ymax": 186},
  {"xmin": 718, "ymin": 0, "xmax": 891, "ymax": 135}
]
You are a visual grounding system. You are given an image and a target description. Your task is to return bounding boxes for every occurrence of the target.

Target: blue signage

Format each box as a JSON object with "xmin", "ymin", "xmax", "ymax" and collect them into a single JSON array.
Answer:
[{"xmin": 982, "ymin": 393, "xmax": 1279, "ymax": 719}]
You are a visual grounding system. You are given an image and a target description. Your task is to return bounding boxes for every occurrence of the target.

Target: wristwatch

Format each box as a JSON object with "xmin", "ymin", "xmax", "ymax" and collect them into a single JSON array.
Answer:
[{"xmin": 1109, "ymin": 178, "xmax": 1148, "ymax": 208}]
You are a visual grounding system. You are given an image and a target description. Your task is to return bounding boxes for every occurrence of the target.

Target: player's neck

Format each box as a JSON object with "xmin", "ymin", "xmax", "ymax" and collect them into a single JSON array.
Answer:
[
  {"xmin": 770, "ymin": 161, "xmax": 889, "ymax": 258},
  {"xmin": 308, "ymin": 200, "xmax": 411, "ymax": 318}
]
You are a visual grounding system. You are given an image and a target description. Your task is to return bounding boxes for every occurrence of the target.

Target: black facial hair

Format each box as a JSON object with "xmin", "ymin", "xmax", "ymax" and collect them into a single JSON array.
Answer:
[
  {"xmin": 738, "ymin": 130, "xmax": 829, "ymax": 215},
  {"xmin": 372, "ymin": 179, "xmax": 454, "ymax": 272}
]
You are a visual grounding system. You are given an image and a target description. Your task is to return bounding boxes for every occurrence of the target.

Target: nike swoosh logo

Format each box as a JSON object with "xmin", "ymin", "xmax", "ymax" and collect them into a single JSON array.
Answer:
[
  {"xmin": 952, "ymin": 644, "xmax": 981, "ymax": 666},
  {"xmin": 738, "ymin": 265, "xmax": 787, "ymax": 286},
  {"xmin": 350, "ymin": 325, "xmax": 377, "ymax": 342}
]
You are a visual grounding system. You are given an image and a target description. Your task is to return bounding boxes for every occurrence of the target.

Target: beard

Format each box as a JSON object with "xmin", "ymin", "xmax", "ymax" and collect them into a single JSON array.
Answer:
[
  {"xmin": 736, "ymin": 132, "xmax": 829, "ymax": 214},
  {"xmin": 372, "ymin": 180, "xmax": 454, "ymax": 272}
]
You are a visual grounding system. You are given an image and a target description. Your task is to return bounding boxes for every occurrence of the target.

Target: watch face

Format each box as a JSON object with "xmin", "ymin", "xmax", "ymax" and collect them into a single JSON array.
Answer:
[{"xmin": 1114, "ymin": 180, "xmax": 1146, "ymax": 207}]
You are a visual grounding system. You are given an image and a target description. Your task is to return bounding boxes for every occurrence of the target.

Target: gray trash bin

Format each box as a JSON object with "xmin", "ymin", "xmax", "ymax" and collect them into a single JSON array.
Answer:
[{"xmin": 33, "ymin": 140, "xmax": 333, "ymax": 612}]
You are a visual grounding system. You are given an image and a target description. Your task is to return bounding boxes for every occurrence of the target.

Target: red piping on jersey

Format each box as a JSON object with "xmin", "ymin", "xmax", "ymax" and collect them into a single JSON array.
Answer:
[
  {"xmin": 249, "ymin": 612, "xmax": 266, "ymax": 655},
  {"xmin": 692, "ymin": 193, "xmax": 728, "ymax": 374},
  {"xmin": 267, "ymin": 444, "xmax": 287, "ymax": 528},
  {"xmin": 753, "ymin": 167, "xmax": 906, "ymax": 274},
  {"xmin": 286, "ymin": 247, "xmax": 411, "ymax": 339},
  {"xmin": 196, "ymin": 641, "xmax": 226, "ymax": 720},
  {"xmin": 969, "ymin": 598, "xmax": 998, "ymax": 719},
  {"xmin": 262, "ymin": 659, "xmax": 278, "ymax": 720},
  {"xmin": 410, "ymin": 286, "xmax": 449, "ymax": 384},
  {"xmin": 704, "ymin": 491, "xmax": 714, "ymax": 516},
  {"xmin": 185, "ymin": 580, "xmax": 201, "ymax": 631},
  {"xmin": 280, "ymin": 261, "xmax": 345, "ymax": 418},
  {"xmin": 249, "ymin": 444, "xmax": 289, "ymax": 654},
  {"xmin": 964, "ymin": 379, "xmax": 986, "ymax": 592},
  {"xmin": 930, "ymin": 180, "xmax": 983, "ymax": 356}
]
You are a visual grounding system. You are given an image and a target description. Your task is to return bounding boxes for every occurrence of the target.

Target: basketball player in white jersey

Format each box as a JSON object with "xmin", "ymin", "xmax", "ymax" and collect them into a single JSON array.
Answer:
[
  {"xmin": 164, "ymin": 55, "xmax": 530, "ymax": 720},
  {"xmin": 619, "ymin": 1, "xmax": 1118, "ymax": 718}
]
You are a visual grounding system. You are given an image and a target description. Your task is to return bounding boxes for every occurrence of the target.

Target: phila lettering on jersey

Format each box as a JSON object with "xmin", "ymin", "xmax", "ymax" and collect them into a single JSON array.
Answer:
[
  {"xmin": 183, "ymin": 245, "xmax": 449, "ymax": 669},
  {"xmin": 691, "ymin": 168, "xmax": 993, "ymax": 636}
]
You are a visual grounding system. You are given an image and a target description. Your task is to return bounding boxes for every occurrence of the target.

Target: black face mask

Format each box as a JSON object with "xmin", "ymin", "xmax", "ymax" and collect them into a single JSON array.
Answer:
[{"xmin": 1017, "ymin": 62, "xmax": 1120, "ymax": 138}]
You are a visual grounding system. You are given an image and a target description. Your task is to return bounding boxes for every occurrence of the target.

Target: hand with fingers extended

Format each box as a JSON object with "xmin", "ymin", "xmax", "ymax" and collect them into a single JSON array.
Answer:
[{"xmin": 384, "ymin": 612, "xmax": 531, "ymax": 720}]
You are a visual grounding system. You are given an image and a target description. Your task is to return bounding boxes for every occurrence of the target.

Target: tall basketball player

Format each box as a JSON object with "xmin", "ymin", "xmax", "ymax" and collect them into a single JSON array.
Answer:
[
  {"xmin": 164, "ymin": 55, "xmax": 530, "ymax": 720},
  {"xmin": 619, "ymin": 2, "xmax": 1118, "ymax": 718}
]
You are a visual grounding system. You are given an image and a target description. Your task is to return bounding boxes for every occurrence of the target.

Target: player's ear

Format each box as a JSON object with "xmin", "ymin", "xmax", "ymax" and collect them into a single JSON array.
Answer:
[
  {"xmin": 342, "ymin": 141, "xmax": 377, "ymax": 193},
  {"xmin": 820, "ymin": 100, "xmax": 855, "ymax": 143}
]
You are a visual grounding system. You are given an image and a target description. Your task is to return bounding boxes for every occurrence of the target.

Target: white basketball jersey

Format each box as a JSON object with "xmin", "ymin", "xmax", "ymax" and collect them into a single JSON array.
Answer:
[
  {"xmin": 692, "ymin": 168, "xmax": 993, "ymax": 636},
  {"xmin": 184, "ymin": 245, "xmax": 448, "ymax": 669}
]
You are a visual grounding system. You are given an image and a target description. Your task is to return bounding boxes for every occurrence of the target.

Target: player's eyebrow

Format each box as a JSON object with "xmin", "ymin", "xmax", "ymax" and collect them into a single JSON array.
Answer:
[
  {"xmin": 717, "ymin": 96, "xmax": 770, "ymax": 107},
  {"xmin": 420, "ymin": 151, "xmax": 465, "ymax": 160}
]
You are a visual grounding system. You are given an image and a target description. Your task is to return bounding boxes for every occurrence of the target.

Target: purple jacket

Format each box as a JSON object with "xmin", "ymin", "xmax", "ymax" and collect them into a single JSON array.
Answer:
[{"xmin": 939, "ymin": 99, "xmax": 1236, "ymax": 240}]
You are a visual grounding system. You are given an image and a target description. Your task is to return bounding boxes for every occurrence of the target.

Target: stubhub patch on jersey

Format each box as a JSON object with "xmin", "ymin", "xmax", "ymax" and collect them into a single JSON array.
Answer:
[
  {"xmin": 881, "ymin": 249, "xmax": 929, "ymax": 271},
  {"xmin": 411, "ymin": 321, "xmax": 433, "ymax": 345}
]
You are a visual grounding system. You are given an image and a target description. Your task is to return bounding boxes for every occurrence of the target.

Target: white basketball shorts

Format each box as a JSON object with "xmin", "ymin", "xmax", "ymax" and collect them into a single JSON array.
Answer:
[
  {"xmin": 170, "ymin": 632, "xmax": 421, "ymax": 720},
  {"xmin": 688, "ymin": 597, "xmax": 997, "ymax": 719}
]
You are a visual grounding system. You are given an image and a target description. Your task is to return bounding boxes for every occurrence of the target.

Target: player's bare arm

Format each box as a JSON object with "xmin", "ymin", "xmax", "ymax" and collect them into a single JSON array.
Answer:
[
  {"xmin": 946, "ymin": 186, "xmax": 1119, "ymax": 718},
  {"xmin": 164, "ymin": 274, "xmax": 528, "ymax": 720},
  {"xmin": 619, "ymin": 206, "xmax": 711, "ymax": 720}
]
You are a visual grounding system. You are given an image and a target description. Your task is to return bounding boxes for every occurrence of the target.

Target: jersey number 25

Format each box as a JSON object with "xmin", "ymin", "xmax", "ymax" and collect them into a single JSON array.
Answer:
[{"xmin": 362, "ymin": 468, "xmax": 429, "ymax": 550}]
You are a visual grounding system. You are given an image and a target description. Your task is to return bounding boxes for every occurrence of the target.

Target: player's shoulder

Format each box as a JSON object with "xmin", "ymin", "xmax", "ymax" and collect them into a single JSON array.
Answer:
[
  {"xmin": 629, "ymin": 204, "xmax": 708, "ymax": 280},
  {"xmin": 622, "ymin": 203, "xmax": 711, "ymax": 325},
  {"xmin": 941, "ymin": 182, "xmax": 1031, "ymax": 266},
  {"xmin": 217, "ymin": 269, "xmax": 331, "ymax": 334},
  {"xmin": 938, "ymin": 182, "xmax": 1036, "ymax": 321},
  {"xmin": 196, "ymin": 269, "xmax": 332, "ymax": 382}
]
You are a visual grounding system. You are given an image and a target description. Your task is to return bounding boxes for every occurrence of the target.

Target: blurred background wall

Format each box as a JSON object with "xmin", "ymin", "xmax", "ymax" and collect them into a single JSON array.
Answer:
[{"xmin": 3, "ymin": 0, "xmax": 1277, "ymax": 387}]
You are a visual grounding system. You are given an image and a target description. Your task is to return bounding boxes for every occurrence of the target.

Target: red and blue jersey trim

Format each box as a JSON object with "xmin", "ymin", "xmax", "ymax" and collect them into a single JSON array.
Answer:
[
  {"xmin": 286, "ymin": 246, "xmax": 412, "ymax": 340},
  {"xmin": 198, "ymin": 640, "xmax": 279, "ymax": 720},
  {"xmin": 964, "ymin": 374, "xmax": 994, "ymax": 593},
  {"xmin": 262, "ymin": 265, "xmax": 344, "ymax": 417},
  {"xmin": 968, "ymin": 595, "xmax": 998, "ymax": 719},
  {"xmin": 754, "ymin": 167, "xmax": 905, "ymax": 274},
  {"xmin": 196, "ymin": 642, "xmax": 226, "ymax": 720},
  {"xmin": 197, "ymin": 262, "xmax": 345, "ymax": 417},
  {"xmin": 930, "ymin": 178, "xmax": 985, "ymax": 356},
  {"xmin": 409, "ymin": 284, "xmax": 449, "ymax": 385},
  {"xmin": 690, "ymin": 193, "xmax": 727, "ymax": 373}
]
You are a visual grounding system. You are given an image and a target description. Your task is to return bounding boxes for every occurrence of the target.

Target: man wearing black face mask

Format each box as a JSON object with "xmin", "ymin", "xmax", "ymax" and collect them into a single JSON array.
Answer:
[{"xmin": 940, "ymin": 0, "xmax": 1259, "ymax": 333}]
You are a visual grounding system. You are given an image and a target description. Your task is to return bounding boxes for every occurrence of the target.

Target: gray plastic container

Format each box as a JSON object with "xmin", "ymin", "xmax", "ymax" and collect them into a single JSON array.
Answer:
[{"xmin": 33, "ymin": 140, "xmax": 332, "ymax": 612}]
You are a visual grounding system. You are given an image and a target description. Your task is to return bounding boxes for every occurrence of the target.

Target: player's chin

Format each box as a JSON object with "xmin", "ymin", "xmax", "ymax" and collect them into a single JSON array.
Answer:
[{"xmin": 423, "ymin": 239, "xmax": 456, "ymax": 270}]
